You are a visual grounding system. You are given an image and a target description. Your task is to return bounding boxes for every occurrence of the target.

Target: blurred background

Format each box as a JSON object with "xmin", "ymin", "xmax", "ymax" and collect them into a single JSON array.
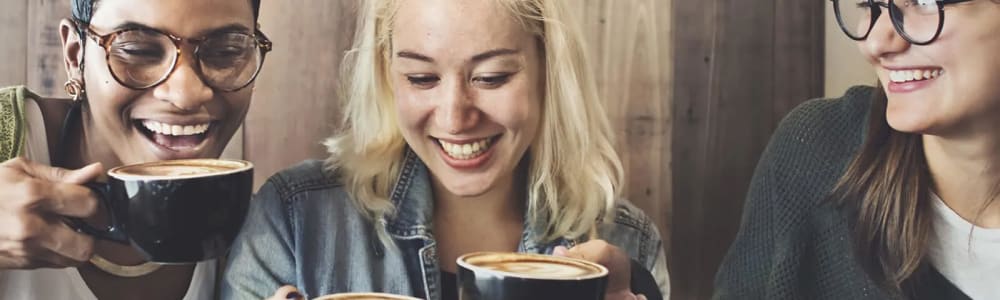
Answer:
[{"xmin": 0, "ymin": 0, "xmax": 874, "ymax": 299}]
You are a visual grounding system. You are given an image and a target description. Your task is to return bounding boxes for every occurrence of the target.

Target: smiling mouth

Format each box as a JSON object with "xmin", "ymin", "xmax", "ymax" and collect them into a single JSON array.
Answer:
[
  {"xmin": 434, "ymin": 135, "xmax": 501, "ymax": 160},
  {"xmin": 136, "ymin": 120, "xmax": 212, "ymax": 151}
]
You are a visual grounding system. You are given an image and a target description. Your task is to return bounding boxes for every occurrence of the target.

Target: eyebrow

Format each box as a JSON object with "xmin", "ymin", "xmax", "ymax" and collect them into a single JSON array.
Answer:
[
  {"xmin": 395, "ymin": 48, "xmax": 521, "ymax": 64},
  {"xmin": 111, "ymin": 22, "xmax": 253, "ymax": 36}
]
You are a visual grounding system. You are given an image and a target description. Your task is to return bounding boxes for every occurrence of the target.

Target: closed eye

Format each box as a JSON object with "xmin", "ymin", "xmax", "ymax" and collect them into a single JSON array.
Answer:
[
  {"xmin": 406, "ymin": 74, "xmax": 440, "ymax": 89},
  {"xmin": 471, "ymin": 73, "xmax": 513, "ymax": 89}
]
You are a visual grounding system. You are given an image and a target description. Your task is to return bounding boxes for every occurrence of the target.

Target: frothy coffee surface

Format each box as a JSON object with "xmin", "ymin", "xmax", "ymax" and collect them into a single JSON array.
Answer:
[
  {"xmin": 111, "ymin": 159, "xmax": 248, "ymax": 178},
  {"xmin": 463, "ymin": 253, "xmax": 605, "ymax": 280}
]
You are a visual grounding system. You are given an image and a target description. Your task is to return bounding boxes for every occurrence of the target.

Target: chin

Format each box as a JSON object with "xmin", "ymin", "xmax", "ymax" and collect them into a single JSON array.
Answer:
[
  {"xmin": 886, "ymin": 113, "xmax": 933, "ymax": 134},
  {"xmin": 441, "ymin": 177, "xmax": 493, "ymax": 197}
]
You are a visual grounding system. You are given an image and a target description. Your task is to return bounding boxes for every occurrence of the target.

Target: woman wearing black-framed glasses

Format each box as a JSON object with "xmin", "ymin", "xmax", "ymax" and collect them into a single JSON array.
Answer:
[
  {"xmin": 0, "ymin": 0, "xmax": 271, "ymax": 299},
  {"xmin": 716, "ymin": 0, "xmax": 999, "ymax": 299}
]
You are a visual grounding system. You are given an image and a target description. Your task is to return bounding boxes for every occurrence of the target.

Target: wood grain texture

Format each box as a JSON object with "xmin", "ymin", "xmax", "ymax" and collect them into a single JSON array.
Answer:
[
  {"xmin": 569, "ymin": 0, "xmax": 672, "ymax": 266},
  {"xmin": 26, "ymin": 0, "xmax": 70, "ymax": 96},
  {"xmin": 0, "ymin": 0, "xmax": 28, "ymax": 88},
  {"xmin": 671, "ymin": 0, "xmax": 824, "ymax": 298},
  {"xmin": 244, "ymin": 0, "xmax": 359, "ymax": 186}
]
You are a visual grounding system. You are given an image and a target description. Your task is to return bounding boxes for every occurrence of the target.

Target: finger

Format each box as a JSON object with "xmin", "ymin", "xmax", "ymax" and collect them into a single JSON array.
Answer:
[
  {"xmin": 30, "ymin": 180, "xmax": 99, "ymax": 218},
  {"xmin": 638, "ymin": 294, "xmax": 647, "ymax": 300},
  {"xmin": 270, "ymin": 285, "xmax": 302, "ymax": 300},
  {"xmin": 18, "ymin": 243, "xmax": 88, "ymax": 269},
  {"xmin": 24, "ymin": 162, "xmax": 103, "ymax": 184},
  {"xmin": 37, "ymin": 222, "xmax": 95, "ymax": 264},
  {"xmin": 552, "ymin": 246, "xmax": 568, "ymax": 256}
]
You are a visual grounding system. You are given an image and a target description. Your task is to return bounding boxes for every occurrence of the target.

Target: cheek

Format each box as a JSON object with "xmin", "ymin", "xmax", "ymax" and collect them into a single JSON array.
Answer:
[
  {"xmin": 486, "ymin": 89, "xmax": 541, "ymax": 134},
  {"xmin": 393, "ymin": 88, "xmax": 433, "ymax": 133},
  {"xmin": 223, "ymin": 90, "xmax": 253, "ymax": 121}
]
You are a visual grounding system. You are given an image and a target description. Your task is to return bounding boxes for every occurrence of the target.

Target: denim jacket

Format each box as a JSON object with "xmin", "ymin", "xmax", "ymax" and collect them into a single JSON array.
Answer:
[{"xmin": 222, "ymin": 150, "xmax": 670, "ymax": 299}]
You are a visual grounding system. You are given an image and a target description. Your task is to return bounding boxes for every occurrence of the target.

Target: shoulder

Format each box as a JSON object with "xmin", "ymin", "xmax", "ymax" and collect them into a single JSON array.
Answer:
[
  {"xmin": 259, "ymin": 159, "xmax": 344, "ymax": 201},
  {"xmin": 252, "ymin": 159, "xmax": 361, "ymax": 225},
  {"xmin": 1, "ymin": 86, "xmax": 32, "ymax": 161},
  {"xmin": 770, "ymin": 85, "xmax": 874, "ymax": 155},
  {"xmin": 598, "ymin": 199, "xmax": 662, "ymax": 266},
  {"xmin": 756, "ymin": 86, "xmax": 876, "ymax": 198}
]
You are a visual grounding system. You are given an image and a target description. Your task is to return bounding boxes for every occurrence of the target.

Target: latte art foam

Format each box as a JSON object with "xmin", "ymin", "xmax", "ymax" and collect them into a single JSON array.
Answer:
[
  {"xmin": 460, "ymin": 252, "xmax": 607, "ymax": 280},
  {"xmin": 477, "ymin": 261, "xmax": 595, "ymax": 279},
  {"xmin": 109, "ymin": 159, "xmax": 250, "ymax": 180},
  {"xmin": 116, "ymin": 164, "xmax": 232, "ymax": 177}
]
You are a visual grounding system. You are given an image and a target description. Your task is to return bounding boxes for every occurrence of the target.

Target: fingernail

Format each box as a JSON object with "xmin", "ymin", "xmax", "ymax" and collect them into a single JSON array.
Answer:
[{"xmin": 286, "ymin": 291, "xmax": 302, "ymax": 299}]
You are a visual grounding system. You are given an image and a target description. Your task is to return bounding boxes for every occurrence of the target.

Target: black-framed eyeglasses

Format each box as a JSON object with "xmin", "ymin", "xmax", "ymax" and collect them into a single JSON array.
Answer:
[
  {"xmin": 79, "ymin": 22, "xmax": 273, "ymax": 92},
  {"xmin": 830, "ymin": 0, "xmax": 973, "ymax": 45}
]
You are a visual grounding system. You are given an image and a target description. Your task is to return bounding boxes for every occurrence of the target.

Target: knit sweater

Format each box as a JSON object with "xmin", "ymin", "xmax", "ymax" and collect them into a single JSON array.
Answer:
[
  {"xmin": 0, "ymin": 86, "xmax": 30, "ymax": 161},
  {"xmin": 712, "ymin": 86, "xmax": 970, "ymax": 300}
]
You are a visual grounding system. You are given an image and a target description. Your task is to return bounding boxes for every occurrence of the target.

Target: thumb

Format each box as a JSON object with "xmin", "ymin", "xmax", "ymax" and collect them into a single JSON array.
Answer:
[
  {"xmin": 269, "ymin": 285, "xmax": 303, "ymax": 300},
  {"xmin": 552, "ymin": 246, "xmax": 569, "ymax": 256},
  {"xmin": 39, "ymin": 163, "xmax": 104, "ymax": 184}
]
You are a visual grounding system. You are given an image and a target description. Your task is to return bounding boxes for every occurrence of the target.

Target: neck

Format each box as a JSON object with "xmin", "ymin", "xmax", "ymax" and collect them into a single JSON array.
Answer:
[
  {"xmin": 431, "ymin": 169, "xmax": 526, "ymax": 225},
  {"xmin": 923, "ymin": 132, "xmax": 1000, "ymax": 228},
  {"xmin": 63, "ymin": 105, "xmax": 122, "ymax": 170}
]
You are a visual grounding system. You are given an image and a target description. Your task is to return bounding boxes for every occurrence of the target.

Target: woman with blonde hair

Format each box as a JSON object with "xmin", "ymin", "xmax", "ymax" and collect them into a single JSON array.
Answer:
[{"xmin": 222, "ymin": 0, "xmax": 670, "ymax": 299}]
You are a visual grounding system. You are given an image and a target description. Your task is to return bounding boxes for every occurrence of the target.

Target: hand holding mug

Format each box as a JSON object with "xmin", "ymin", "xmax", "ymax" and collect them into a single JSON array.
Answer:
[
  {"xmin": 553, "ymin": 240, "xmax": 646, "ymax": 300},
  {"xmin": 266, "ymin": 285, "xmax": 303, "ymax": 300},
  {"xmin": 0, "ymin": 157, "xmax": 102, "ymax": 269}
]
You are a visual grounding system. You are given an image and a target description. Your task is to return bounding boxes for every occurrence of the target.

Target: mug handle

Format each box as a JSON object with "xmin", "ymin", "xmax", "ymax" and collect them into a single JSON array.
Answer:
[{"xmin": 62, "ymin": 182, "xmax": 129, "ymax": 244}]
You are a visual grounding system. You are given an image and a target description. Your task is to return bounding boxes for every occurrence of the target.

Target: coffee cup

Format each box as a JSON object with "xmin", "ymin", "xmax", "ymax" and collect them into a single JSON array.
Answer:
[
  {"xmin": 312, "ymin": 292, "xmax": 421, "ymax": 300},
  {"xmin": 65, "ymin": 158, "xmax": 253, "ymax": 263},
  {"xmin": 456, "ymin": 252, "xmax": 609, "ymax": 300}
]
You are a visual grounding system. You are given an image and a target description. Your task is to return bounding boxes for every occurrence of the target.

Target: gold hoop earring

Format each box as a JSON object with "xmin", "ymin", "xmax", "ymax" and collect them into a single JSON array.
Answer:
[{"xmin": 64, "ymin": 79, "xmax": 84, "ymax": 102}]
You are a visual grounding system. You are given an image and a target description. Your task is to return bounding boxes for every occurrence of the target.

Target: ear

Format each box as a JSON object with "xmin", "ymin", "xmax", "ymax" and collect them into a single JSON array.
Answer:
[{"xmin": 59, "ymin": 19, "xmax": 85, "ymax": 83}]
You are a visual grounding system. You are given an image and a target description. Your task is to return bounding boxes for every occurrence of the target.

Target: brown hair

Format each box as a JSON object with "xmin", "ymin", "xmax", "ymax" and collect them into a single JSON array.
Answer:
[
  {"xmin": 831, "ymin": 85, "xmax": 1000, "ymax": 296},
  {"xmin": 829, "ymin": 85, "xmax": 931, "ymax": 295}
]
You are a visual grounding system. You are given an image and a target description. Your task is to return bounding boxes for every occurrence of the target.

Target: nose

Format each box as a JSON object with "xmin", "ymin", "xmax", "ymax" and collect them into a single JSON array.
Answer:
[
  {"xmin": 151, "ymin": 53, "xmax": 214, "ymax": 112},
  {"xmin": 436, "ymin": 79, "xmax": 480, "ymax": 135},
  {"xmin": 860, "ymin": 6, "xmax": 910, "ymax": 61}
]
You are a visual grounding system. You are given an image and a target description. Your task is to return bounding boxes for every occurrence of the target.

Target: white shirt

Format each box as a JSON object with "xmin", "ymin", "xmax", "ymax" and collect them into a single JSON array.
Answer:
[
  {"xmin": 928, "ymin": 193, "xmax": 1000, "ymax": 300},
  {"xmin": 0, "ymin": 98, "xmax": 217, "ymax": 300}
]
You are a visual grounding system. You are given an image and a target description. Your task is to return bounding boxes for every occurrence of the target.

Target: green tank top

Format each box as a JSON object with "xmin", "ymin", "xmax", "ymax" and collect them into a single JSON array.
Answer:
[{"xmin": 0, "ymin": 86, "xmax": 34, "ymax": 161}]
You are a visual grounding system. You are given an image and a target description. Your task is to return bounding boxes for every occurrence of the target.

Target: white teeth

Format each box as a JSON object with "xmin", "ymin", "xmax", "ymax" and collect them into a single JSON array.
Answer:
[
  {"xmin": 888, "ymin": 69, "xmax": 943, "ymax": 83},
  {"xmin": 439, "ymin": 137, "xmax": 493, "ymax": 160},
  {"xmin": 142, "ymin": 120, "xmax": 210, "ymax": 136}
]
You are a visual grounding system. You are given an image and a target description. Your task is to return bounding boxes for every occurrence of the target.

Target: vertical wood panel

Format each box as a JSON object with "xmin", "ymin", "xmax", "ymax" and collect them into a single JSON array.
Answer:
[
  {"xmin": 245, "ymin": 0, "xmax": 358, "ymax": 186},
  {"xmin": 0, "ymin": 0, "xmax": 27, "ymax": 88},
  {"xmin": 27, "ymin": 0, "xmax": 70, "ymax": 96},
  {"xmin": 671, "ymin": 0, "xmax": 824, "ymax": 299},
  {"xmin": 570, "ymin": 0, "xmax": 672, "ymax": 262}
]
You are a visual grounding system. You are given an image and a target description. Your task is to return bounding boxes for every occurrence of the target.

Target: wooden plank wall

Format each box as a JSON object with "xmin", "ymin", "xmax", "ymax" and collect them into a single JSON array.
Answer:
[
  {"xmin": 0, "ymin": 0, "xmax": 27, "ymax": 87},
  {"xmin": 0, "ymin": 0, "xmax": 825, "ymax": 299},
  {"xmin": 568, "ymin": 0, "xmax": 673, "ymax": 272},
  {"xmin": 671, "ymin": 0, "xmax": 825, "ymax": 299}
]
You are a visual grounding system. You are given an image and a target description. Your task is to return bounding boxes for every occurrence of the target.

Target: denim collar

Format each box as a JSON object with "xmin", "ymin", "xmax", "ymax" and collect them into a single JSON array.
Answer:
[{"xmin": 382, "ymin": 148, "xmax": 578, "ymax": 252}]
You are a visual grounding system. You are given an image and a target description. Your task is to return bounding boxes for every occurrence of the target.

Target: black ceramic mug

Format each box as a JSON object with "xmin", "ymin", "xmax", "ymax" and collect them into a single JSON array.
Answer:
[
  {"xmin": 65, "ymin": 159, "xmax": 253, "ymax": 263},
  {"xmin": 456, "ymin": 252, "xmax": 609, "ymax": 300}
]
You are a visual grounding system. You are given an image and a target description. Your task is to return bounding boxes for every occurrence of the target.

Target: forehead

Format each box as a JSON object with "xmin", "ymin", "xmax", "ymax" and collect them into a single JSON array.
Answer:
[
  {"xmin": 90, "ymin": 0, "xmax": 255, "ymax": 36},
  {"xmin": 392, "ymin": 0, "xmax": 533, "ymax": 59}
]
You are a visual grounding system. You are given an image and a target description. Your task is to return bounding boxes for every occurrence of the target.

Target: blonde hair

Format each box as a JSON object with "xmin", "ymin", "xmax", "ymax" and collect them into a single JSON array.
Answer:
[{"xmin": 325, "ymin": 0, "xmax": 624, "ymax": 244}]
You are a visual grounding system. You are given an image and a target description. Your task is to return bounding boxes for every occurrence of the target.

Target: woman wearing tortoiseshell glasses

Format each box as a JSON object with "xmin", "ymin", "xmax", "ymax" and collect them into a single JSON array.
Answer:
[{"xmin": 0, "ymin": 0, "xmax": 271, "ymax": 299}]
